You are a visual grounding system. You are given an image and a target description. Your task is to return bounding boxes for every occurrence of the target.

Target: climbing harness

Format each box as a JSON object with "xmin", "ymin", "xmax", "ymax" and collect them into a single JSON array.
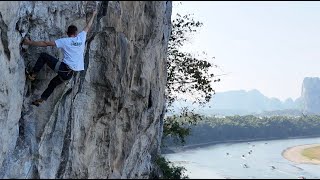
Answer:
[{"xmin": 54, "ymin": 60, "xmax": 74, "ymax": 82}]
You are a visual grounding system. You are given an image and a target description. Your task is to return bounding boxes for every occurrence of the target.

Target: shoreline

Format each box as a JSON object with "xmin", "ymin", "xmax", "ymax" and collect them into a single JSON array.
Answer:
[
  {"xmin": 162, "ymin": 135, "xmax": 320, "ymax": 154},
  {"xmin": 282, "ymin": 143, "xmax": 320, "ymax": 165}
]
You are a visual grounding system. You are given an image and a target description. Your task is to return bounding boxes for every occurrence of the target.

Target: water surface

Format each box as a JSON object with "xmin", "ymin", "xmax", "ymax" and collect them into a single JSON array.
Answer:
[{"xmin": 165, "ymin": 137, "xmax": 320, "ymax": 179}]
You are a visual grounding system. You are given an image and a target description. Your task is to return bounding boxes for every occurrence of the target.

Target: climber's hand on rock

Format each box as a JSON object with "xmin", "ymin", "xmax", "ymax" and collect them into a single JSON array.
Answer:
[
  {"xmin": 93, "ymin": 9, "xmax": 98, "ymax": 16},
  {"xmin": 23, "ymin": 37, "xmax": 31, "ymax": 45}
]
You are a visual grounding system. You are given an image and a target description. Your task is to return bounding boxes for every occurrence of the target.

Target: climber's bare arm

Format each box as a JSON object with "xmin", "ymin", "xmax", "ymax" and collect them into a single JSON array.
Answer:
[
  {"xmin": 23, "ymin": 37, "xmax": 56, "ymax": 47},
  {"xmin": 83, "ymin": 10, "xmax": 98, "ymax": 33}
]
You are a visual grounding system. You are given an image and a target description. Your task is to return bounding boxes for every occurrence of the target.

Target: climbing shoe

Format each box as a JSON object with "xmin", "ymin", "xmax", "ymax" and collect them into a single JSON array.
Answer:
[
  {"xmin": 25, "ymin": 70, "xmax": 36, "ymax": 81},
  {"xmin": 32, "ymin": 99, "xmax": 44, "ymax": 107}
]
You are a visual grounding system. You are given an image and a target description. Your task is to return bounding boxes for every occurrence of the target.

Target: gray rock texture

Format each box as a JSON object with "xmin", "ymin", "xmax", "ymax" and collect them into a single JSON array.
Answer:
[
  {"xmin": 301, "ymin": 77, "xmax": 320, "ymax": 114},
  {"xmin": 0, "ymin": 1, "xmax": 171, "ymax": 178}
]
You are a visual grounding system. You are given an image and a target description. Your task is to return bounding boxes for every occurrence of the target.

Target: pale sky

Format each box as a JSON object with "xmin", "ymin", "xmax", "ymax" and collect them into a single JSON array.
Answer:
[{"xmin": 172, "ymin": 1, "xmax": 320, "ymax": 101}]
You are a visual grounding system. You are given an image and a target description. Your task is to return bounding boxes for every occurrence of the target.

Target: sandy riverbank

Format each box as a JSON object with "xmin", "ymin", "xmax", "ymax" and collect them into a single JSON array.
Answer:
[{"xmin": 282, "ymin": 144, "xmax": 320, "ymax": 165}]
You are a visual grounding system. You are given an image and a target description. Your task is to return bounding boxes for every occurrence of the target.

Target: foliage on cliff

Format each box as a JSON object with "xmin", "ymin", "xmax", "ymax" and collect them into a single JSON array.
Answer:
[
  {"xmin": 166, "ymin": 13, "xmax": 219, "ymax": 107},
  {"xmin": 158, "ymin": 12, "xmax": 220, "ymax": 180},
  {"xmin": 163, "ymin": 13, "xmax": 220, "ymax": 146},
  {"xmin": 155, "ymin": 156, "xmax": 189, "ymax": 179}
]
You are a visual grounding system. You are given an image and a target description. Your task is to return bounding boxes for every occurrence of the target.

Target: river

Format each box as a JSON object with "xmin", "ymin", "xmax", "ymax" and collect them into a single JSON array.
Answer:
[{"xmin": 164, "ymin": 137, "xmax": 320, "ymax": 179}]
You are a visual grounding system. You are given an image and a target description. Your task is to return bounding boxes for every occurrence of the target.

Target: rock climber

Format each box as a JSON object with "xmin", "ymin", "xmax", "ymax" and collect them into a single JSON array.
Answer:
[{"xmin": 23, "ymin": 10, "xmax": 98, "ymax": 106}]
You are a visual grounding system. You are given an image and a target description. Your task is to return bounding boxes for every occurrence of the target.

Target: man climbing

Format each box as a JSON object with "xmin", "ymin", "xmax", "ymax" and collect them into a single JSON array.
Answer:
[{"xmin": 23, "ymin": 10, "xmax": 98, "ymax": 106}]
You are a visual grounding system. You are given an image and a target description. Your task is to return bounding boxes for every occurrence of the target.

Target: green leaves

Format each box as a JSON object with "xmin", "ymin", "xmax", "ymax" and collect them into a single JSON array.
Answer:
[
  {"xmin": 158, "ymin": 12, "xmax": 220, "ymax": 180},
  {"xmin": 163, "ymin": 108, "xmax": 202, "ymax": 145},
  {"xmin": 166, "ymin": 13, "xmax": 218, "ymax": 107},
  {"xmin": 155, "ymin": 156, "xmax": 189, "ymax": 179},
  {"xmin": 163, "ymin": 13, "xmax": 220, "ymax": 147},
  {"xmin": 169, "ymin": 13, "xmax": 203, "ymax": 49}
]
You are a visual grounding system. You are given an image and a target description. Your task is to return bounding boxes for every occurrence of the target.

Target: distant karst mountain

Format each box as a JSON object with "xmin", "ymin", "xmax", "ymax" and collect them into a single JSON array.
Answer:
[
  {"xmin": 207, "ymin": 89, "xmax": 301, "ymax": 115},
  {"xmin": 301, "ymin": 77, "xmax": 320, "ymax": 114},
  {"xmin": 173, "ymin": 77, "xmax": 320, "ymax": 116},
  {"xmin": 172, "ymin": 89, "xmax": 302, "ymax": 116}
]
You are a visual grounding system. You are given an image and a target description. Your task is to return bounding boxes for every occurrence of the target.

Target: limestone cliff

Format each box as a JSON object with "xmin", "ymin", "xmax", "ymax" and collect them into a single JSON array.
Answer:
[
  {"xmin": 301, "ymin": 77, "xmax": 320, "ymax": 114},
  {"xmin": 0, "ymin": 1, "xmax": 172, "ymax": 178}
]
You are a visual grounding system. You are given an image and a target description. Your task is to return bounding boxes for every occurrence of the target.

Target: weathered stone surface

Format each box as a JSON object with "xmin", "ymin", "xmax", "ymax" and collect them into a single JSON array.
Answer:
[
  {"xmin": 0, "ymin": 1, "xmax": 171, "ymax": 178},
  {"xmin": 301, "ymin": 77, "xmax": 320, "ymax": 114}
]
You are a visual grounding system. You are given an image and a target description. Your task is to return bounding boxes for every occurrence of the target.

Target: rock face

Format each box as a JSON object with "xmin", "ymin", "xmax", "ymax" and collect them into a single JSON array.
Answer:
[
  {"xmin": 0, "ymin": 1, "xmax": 171, "ymax": 178},
  {"xmin": 301, "ymin": 77, "xmax": 320, "ymax": 114}
]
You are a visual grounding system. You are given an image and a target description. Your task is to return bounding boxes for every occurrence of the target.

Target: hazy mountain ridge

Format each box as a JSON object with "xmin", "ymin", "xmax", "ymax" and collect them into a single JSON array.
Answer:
[{"xmin": 172, "ymin": 89, "xmax": 302, "ymax": 116}]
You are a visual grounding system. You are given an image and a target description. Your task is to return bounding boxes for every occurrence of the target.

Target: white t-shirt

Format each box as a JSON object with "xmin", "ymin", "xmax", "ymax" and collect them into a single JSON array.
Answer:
[{"xmin": 55, "ymin": 31, "xmax": 87, "ymax": 71}]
